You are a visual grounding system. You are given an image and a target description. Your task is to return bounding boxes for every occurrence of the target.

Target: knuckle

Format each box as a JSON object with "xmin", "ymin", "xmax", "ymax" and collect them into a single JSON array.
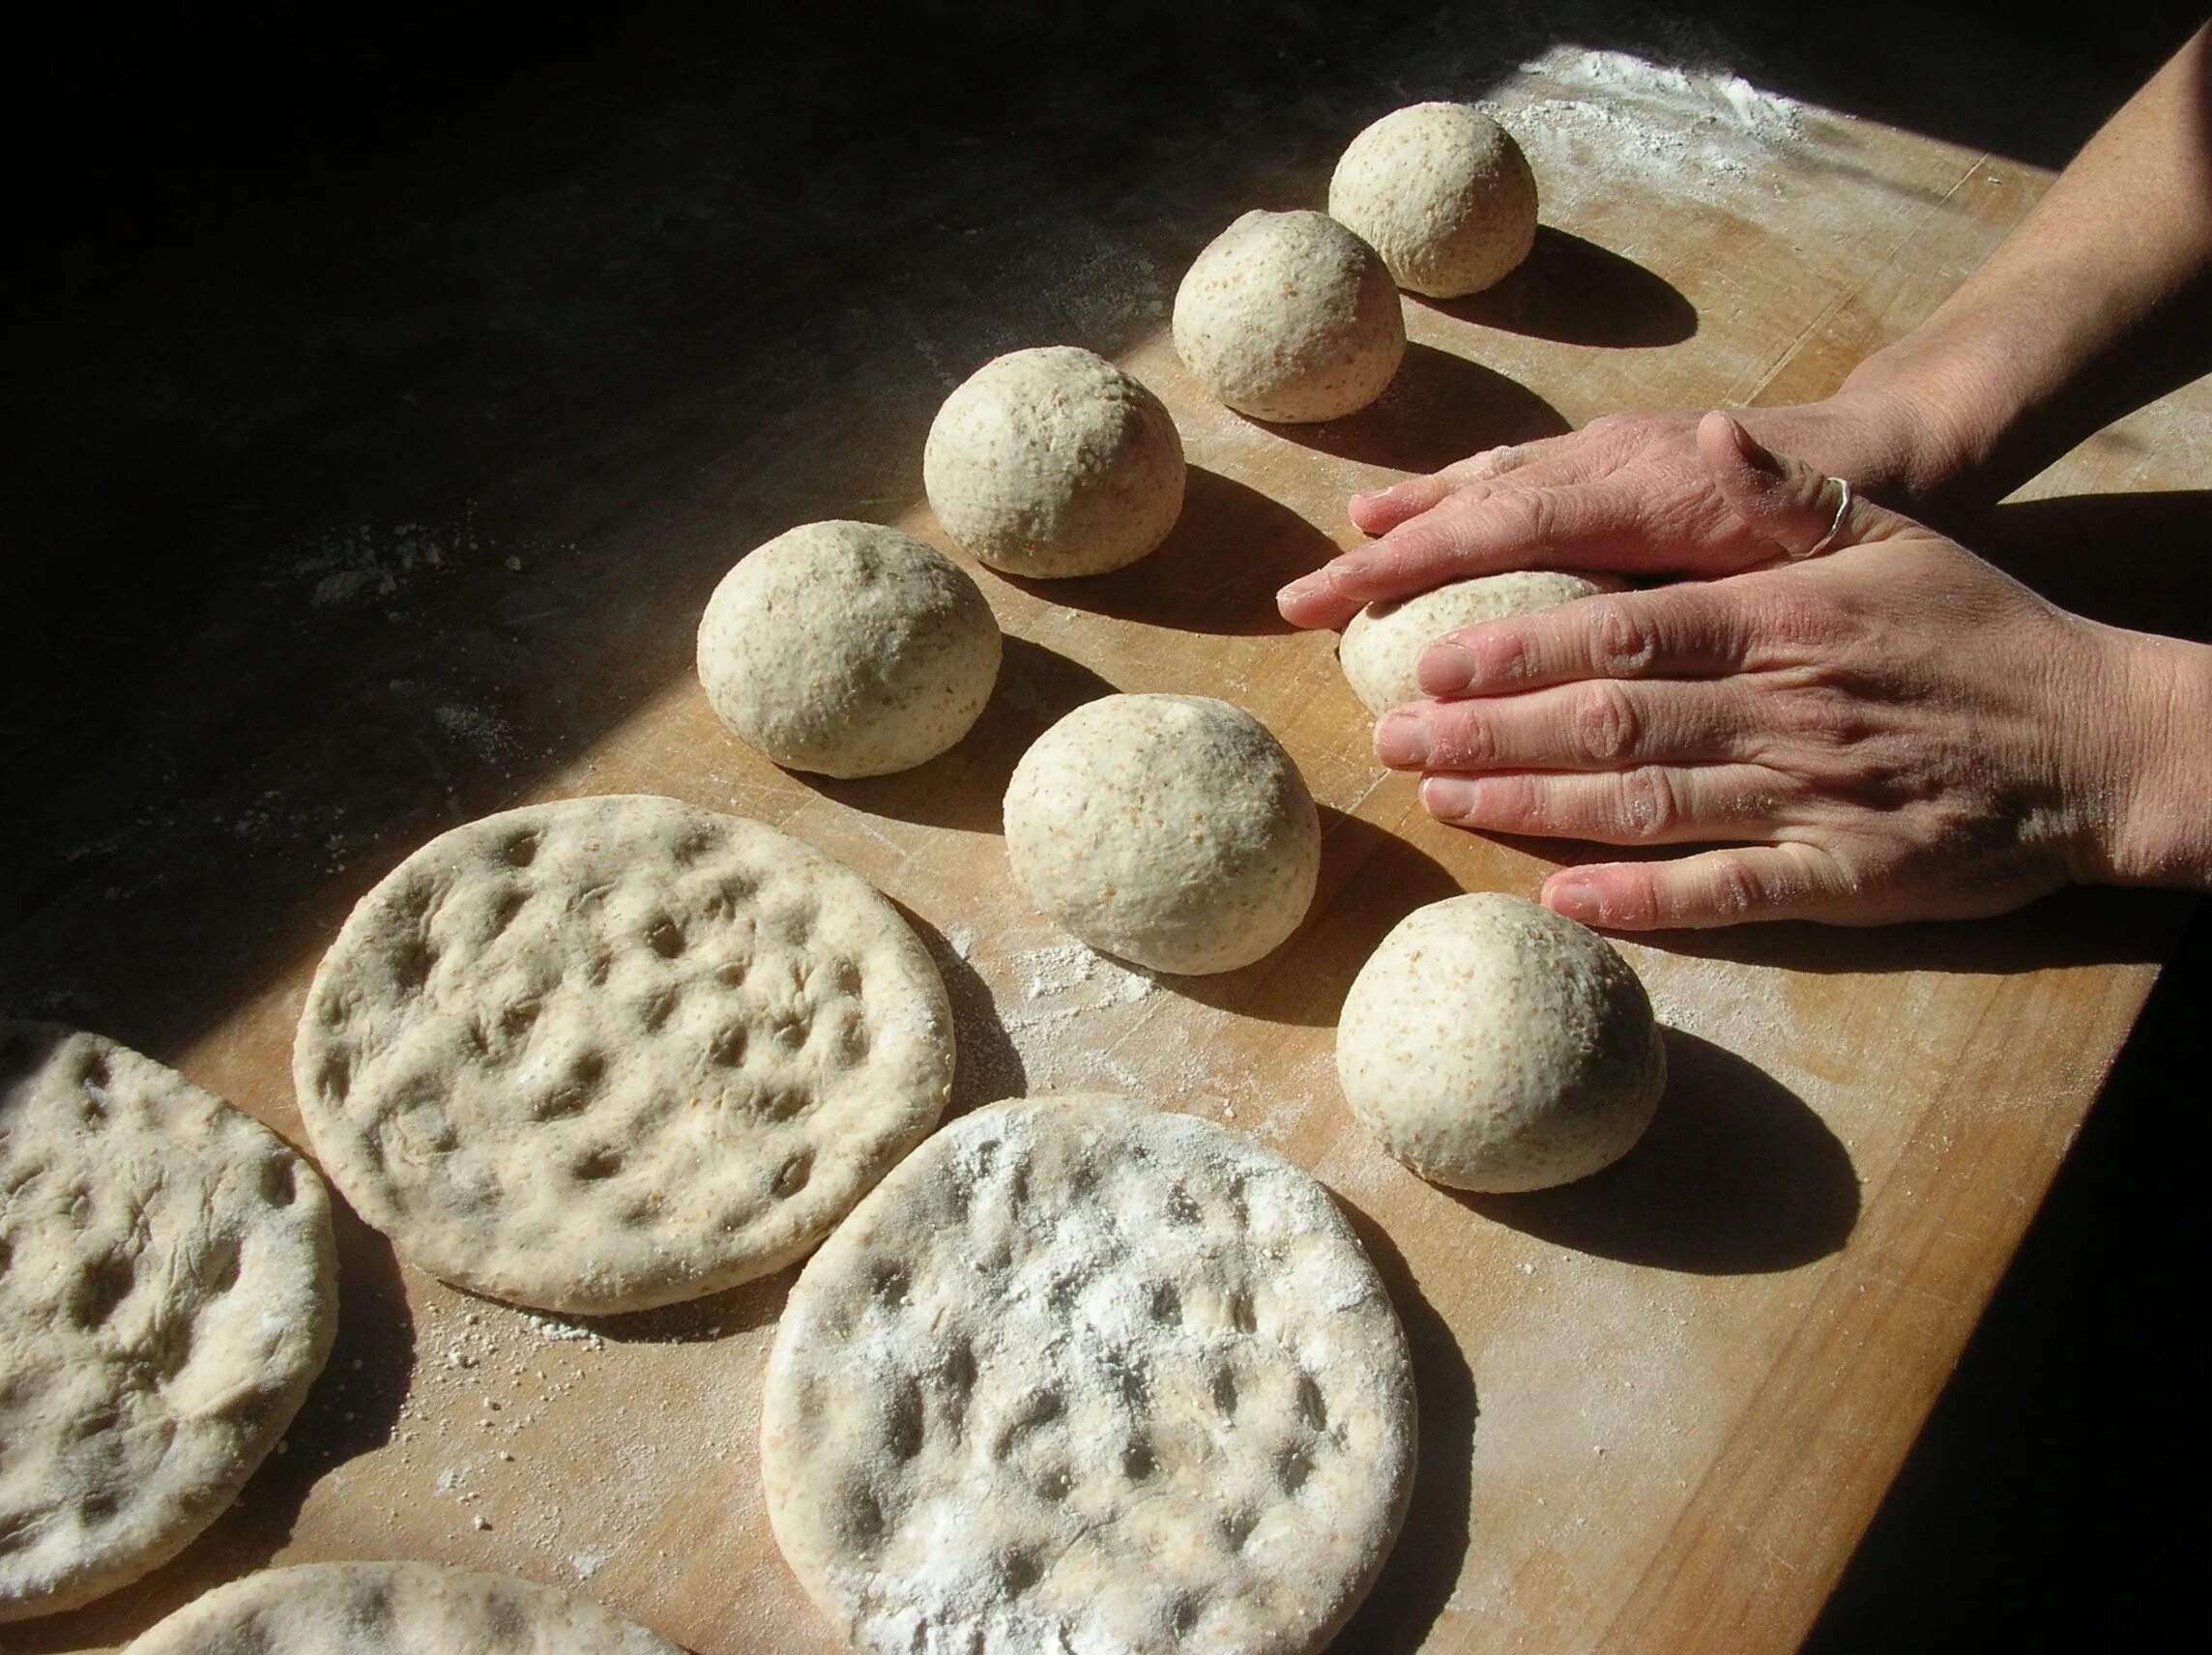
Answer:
[
  {"xmin": 1575, "ymin": 682, "xmax": 1644, "ymax": 762},
  {"xmin": 1431, "ymin": 709, "xmax": 1499, "ymax": 769},
  {"xmin": 1590, "ymin": 602, "xmax": 1659, "ymax": 676},
  {"xmin": 1705, "ymin": 856, "xmax": 1767, "ymax": 916},
  {"xmin": 1615, "ymin": 769, "xmax": 1678, "ymax": 840}
]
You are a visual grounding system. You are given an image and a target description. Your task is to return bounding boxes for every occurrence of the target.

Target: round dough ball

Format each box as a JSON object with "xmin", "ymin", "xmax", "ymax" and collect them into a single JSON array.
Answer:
[
  {"xmin": 1336, "ymin": 893, "xmax": 1665, "ymax": 1192},
  {"xmin": 1339, "ymin": 569, "xmax": 1625, "ymax": 714},
  {"xmin": 1172, "ymin": 210, "xmax": 1405, "ymax": 423},
  {"xmin": 1328, "ymin": 103, "xmax": 1538, "ymax": 298},
  {"xmin": 1004, "ymin": 694, "xmax": 1320, "ymax": 974},
  {"xmin": 697, "ymin": 520, "xmax": 1001, "ymax": 777},
  {"xmin": 923, "ymin": 346, "xmax": 1186, "ymax": 578}
]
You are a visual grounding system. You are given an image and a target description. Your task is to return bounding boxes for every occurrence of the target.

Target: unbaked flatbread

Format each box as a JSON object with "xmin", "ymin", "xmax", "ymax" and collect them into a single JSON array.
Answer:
[
  {"xmin": 292, "ymin": 795, "xmax": 955, "ymax": 1314},
  {"xmin": 762, "ymin": 1095, "xmax": 1415, "ymax": 1655},
  {"xmin": 0, "ymin": 1024, "xmax": 336, "ymax": 1622},
  {"xmin": 121, "ymin": 1560, "xmax": 682, "ymax": 1653}
]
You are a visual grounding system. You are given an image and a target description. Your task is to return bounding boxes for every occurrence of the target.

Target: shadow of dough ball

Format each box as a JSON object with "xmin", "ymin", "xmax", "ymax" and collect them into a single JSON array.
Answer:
[
  {"xmin": 1336, "ymin": 892, "xmax": 1665, "ymax": 1191},
  {"xmin": 1173, "ymin": 210, "xmax": 1405, "ymax": 423},
  {"xmin": 1329, "ymin": 103, "xmax": 1538, "ymax": 299},
  {"xmin": 1004, "ymin": 693, "xmax": 1320, "ymax": 974},
  {"xmin": 697, "ymin": 520, "xmax": 1002, "ymax": 777},
  {"xmin": 924, "ymin": 346, "xmax": 1186, "ymax": 579}
]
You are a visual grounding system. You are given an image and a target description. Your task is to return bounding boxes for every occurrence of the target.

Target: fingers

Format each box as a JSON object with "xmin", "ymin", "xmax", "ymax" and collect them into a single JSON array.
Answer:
[
  {"xmin": 1697, "ymin": 412, "xmax": 1883, "ymax": 560},
  {"xmin": 1346, "ymin": 442, "xmax": 1551, "ymax": 535},
  {"xmin": 1372, "ymin": 679, "xmax": 1749, "ymax": 772},
  {"xmin": 1418, "ymin": 764, "xmax": 1782, "ymax": 845},
  {"xmin": 1415, "ymin": 585, "xmax": 1748, "ymax": 698},
  {"xmin": 1539, "ymin": 843, "xmax": 1850, "ymax": 929}
]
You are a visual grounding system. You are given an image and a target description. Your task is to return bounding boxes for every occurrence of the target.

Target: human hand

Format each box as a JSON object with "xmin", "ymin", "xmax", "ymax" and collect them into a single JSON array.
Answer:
[
  {"xmin": 1368, "ymin": 415, "xmax": 2212, "ymax": 928},
  {"xmin": 1277, "ymin": 398, "xmax": 1923, "ymax": 630}
]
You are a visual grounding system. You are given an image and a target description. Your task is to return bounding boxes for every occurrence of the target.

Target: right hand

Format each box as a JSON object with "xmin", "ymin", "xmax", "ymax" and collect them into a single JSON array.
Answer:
[{"xmin": 1276, "ymin": 400, "xmax": 1920, "ymax": 630}]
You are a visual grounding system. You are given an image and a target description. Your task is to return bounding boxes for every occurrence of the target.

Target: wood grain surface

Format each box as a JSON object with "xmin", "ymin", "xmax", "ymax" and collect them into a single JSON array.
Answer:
[{"xmin": 10, "ymin": 40, "xmax": 2203, "ymax": 1655}]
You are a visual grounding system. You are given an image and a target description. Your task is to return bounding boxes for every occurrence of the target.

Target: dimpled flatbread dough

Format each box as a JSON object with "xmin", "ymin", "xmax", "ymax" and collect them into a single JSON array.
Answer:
[
  {"xmin": 1328, "ymin": 102, "xmax": 1538, "ymax": 298},
  {"xmin": 0, "ymin": 1024, "xmax": 336, "ymax": 1623},
  {"xmin": 1172, "ymin": 210, "xmax": 1405, "ymax": 423},
  {"xmin": 121, "ymin": 1560, "xmax": 683, "ymax": 1654},
  {"xmin": 696, "ymin": 519, "xmax": 1003, "ymax": 778},
  {"xmin": 1004, "ymin": 694, "xmax": 1321, "ymax": 975},
  {"xmin": 291, "ymin": 795, "xmax": 955, "ymax": 1314},
  {"xmin": 1338, "ymin": 569, "xmax": 1626, "ymax": 714},
  {"xmin": 1336, "ymin": 892, "xmax": 1666, "ymax": 1192},
  {"xmin": 762, "ymin": 1095, "xmax": 1416, "ymax": 1655},
  {"xmin": 923, "ymin": 346, "xmax": 1187, "ymax": 579}
]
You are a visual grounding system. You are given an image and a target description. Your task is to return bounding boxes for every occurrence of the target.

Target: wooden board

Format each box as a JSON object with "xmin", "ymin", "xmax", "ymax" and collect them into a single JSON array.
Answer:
[{"xmin": 12, "ymin": 43, "xmax": 2203, "ymax": 1655}]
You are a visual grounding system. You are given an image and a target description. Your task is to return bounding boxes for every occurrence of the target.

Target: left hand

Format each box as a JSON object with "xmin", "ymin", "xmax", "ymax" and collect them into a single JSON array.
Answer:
[{"xmin": 1370, "ymin": 416, "xmax": 2198, "ymax": 928}]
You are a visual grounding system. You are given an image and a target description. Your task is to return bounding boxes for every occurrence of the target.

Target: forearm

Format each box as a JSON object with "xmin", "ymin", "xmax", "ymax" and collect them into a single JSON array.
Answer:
[
  {"xmin": 1832, "ymin": 25, "xmax": 2212, "ymax": 520},
  {"xmin": 2076, "ymin": 627, "xmax": 2212, "ymax": 891}
]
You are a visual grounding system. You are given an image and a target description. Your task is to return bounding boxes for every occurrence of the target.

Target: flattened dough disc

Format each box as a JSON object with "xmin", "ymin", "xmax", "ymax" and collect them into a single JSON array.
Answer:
[
  {"xmin": 763, "ymin": 1094, "xmax": 1415, "ymax": 1655},
  {"xmin": 0, "ymin": 1024, "xmax": 336, "ymax": 1622},
  {"xmin": 292, "ymin": 794, "xmax": 955, "ymax": 1314}
]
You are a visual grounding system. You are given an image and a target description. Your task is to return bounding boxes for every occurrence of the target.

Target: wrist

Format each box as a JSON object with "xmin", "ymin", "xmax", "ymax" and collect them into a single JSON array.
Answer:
[{"xmin": 2068, "ymin": 628, "xmax": 2212, "ymax": 890}]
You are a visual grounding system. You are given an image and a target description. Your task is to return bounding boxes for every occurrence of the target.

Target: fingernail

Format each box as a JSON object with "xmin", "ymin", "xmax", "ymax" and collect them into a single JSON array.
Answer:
[
  {"xmin": 1420, "ymin": 775, "xmax": 1476, "ymax": 818},
  {"xmin": 1417, "ymin": 642, "xmax": 1476, "ymax": 696},
  {"xmin": 1277, "ymin": 573, "xmax": 1324, "ymax": 605},
  {"xmin": 1546, "ymin": 875, "xmax": 1602, "ymax": 923},
  {"xmin": 1373, "ymin": 712, "xmax": 1432, "ymax": 768}
]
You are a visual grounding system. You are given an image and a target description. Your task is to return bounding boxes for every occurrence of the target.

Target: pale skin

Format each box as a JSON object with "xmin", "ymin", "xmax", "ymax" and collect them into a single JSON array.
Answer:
[{"xmin": 1278, "ymin": 25, "xmax": 2212, "ymax": 928}]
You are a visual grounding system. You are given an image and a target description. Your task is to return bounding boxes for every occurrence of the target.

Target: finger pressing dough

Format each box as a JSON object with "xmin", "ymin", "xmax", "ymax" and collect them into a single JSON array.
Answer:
[
  {"xmin": 292, "ymin": 795, "xmax": 955, "ymax": 1313},
  {"xmin": 923, "ymin": 346, "xmax": 1186, "ymax": 579},
  {"xmin": 0, "ymin": 1024, "xmax": 336, "ymax": 1622},
  {"xmin": 121, "ymin": 1560, "xmax": 682, "ymax": 1653},
  {"xmin": 762, "ymin": 1094, "xmax": 1416, "ymax": 1655},
  {"xmin": 1173, "ymin": 210, "xmax": 1405, "ymax": 423},
  {"xmin": 697, "ymin": 519, "xmax": 1002, "ymax": 777},
  {"xmin": 1004, "ymin": 694, "xmax": 1320, "ymax": 974},
  {"xmin": 1329, "ymin": 102, "xmax": 1538, "ymax": 298},
  {"xmin": 1336, "ymin": 892, "xmax": 1665, "ymax": 1191},
  {"xmin": 1339, "ymin": 569, "xmax": 1625, "ymax": 714}
]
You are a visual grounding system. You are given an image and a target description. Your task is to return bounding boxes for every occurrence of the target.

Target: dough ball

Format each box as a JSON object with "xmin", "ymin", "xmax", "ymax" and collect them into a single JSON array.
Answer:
[
  {"xmin": 1004, "ymin": 693, "xmax": 1321, "ymax": 974},
  {"xmin": 1339, "ymin": 569, "xmax": 1625, "ymax": 714},
  {"xmin": 1172, "ymin": 210, "xmax": 1405, "ymax": 423},
  {"xmin": 1336, "ymin": 892, "xmax": 1665, "ymax": 1192},
  {"xmin": 697, "ymin": 520, "xmax": 1001, "ymax": 777},
  {"xmin": 923, "ymin": 346, "xmax": 1186, "ymax": 578},
  {"xmin": 1328, "ymin": 103, "xmax": 1538, "ymax": 298}
]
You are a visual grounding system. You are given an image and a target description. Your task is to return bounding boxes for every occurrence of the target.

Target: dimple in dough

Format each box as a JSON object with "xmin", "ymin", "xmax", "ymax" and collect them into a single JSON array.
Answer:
[
  {"xmin": 924, "ymin": 346, "xmax": 1186, "ymax": 579},
  {"xmin": 0, "ymin": 1023, "xmax": 336, "ymax": 1623},
  {"xmin": 1003, "ymin": 693, "xmax": 1321, "ymax": 974},
  {"xmin": 291, "ymin": 794, "xmax": 955, "ymax": 1314},
  {"xmin": 1336, "ymin": 892, "xmax": 1666, "ymax": 1192},
  {"xmin": 761, "ymin": 1094, "xmax": 1417, "ymax": 1655},
  {"xmin": 1329, "ymin": 102, "xmax": 1539, "ymax": 298},
  {"xmin": 1173, "ymin": 210, "xmax": 1405, "ymax": 423},
  {"xmin": 697, "ymin": 519, "xmax": 1002, "ymax": 778}
]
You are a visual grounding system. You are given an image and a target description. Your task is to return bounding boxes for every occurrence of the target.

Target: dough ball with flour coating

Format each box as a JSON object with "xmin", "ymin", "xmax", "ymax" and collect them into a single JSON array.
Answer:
[
  {"xmin": 1329, "ymin": 103, "xmax": 1538, "ymax": 298},
  {"xmin": 924, "ymin": 346, "xmax": 1185, "ymax": 578},
  {"xmin": 1004, "ymin": 694, "xmax": 1321, "ymax": 974},
  {"xmin": 1339, "ymin": 569, "xmax": 1624, "ymax": 714},
  {"xmin": 1337, "ymin": 892, "xmax": 1665, "ymax": 1192},
  {"xmin": 1173, "ymin": 210, "xmax": 1405, "ymax": 423},
  {"xmin": 697, "ymin": 520, "xmax": 1001, "ymax": 777}
]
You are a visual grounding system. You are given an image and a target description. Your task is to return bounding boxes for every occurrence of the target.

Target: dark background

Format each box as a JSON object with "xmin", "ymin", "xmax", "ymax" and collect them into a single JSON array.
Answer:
[{"xmin": 4, "ymin": 4, "xmax": 2205, "ymax": 1647}]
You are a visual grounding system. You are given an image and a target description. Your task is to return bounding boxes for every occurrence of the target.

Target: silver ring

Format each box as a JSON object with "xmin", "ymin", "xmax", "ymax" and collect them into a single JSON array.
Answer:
[{"xmin": 1805, "ymin": 476, "xmax": 1853, "ymax": 557}]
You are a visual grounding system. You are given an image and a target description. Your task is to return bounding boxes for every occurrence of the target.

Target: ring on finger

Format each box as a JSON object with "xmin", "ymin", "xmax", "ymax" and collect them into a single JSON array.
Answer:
[{"xmin": 1803, "ymin": 476, "xmax": 1854, "ymax": 558}]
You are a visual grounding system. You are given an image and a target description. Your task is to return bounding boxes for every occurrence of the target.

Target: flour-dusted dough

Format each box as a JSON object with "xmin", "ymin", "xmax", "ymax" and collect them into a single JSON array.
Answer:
[
  {"xmin": 1004, "ymin": 694, "xmax": 1320, "ymax": 975},
  {"xmin": 121, "ymin": 1560, "xmax": 682, "ymax": 1654},
  {"xmin": 1336, "ymin": 893, "xmax": 1665, "ymax": 1192},
  {"xmin": 923, "ymin": 346, "xmax": 1186, "ymax": 579},
  {"xmin": 762, "ymin": 1095, "xmax": 1415, "ymax": 1655},
  {"xmin": 1172, "ymin": 210, "xmax": 1405, "ymax": 423},
  {"xmin": 1328, "ymin": 103, "xmax": 1538, "ymax": 298},
  {"xmin": 0, "ymin": 1025, "xmax": 336, "ymax": 1622},
  {"xmin": 1339, "ymin": 569, "xmax": 1625, "ymax": 714},
  {"xmin": 292, "ymin": 795, "xmax": 955, "ymax": 1313},
  {"xmin": 697, "ymin": 520, "xmax": 1002, "ymax": 777}
]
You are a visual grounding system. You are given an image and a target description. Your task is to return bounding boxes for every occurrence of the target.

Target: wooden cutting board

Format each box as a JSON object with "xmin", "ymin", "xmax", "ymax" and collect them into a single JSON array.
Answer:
[{"xmin": 15, "ymin": 44, "xmax": 2203, "ymax": 1655}]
